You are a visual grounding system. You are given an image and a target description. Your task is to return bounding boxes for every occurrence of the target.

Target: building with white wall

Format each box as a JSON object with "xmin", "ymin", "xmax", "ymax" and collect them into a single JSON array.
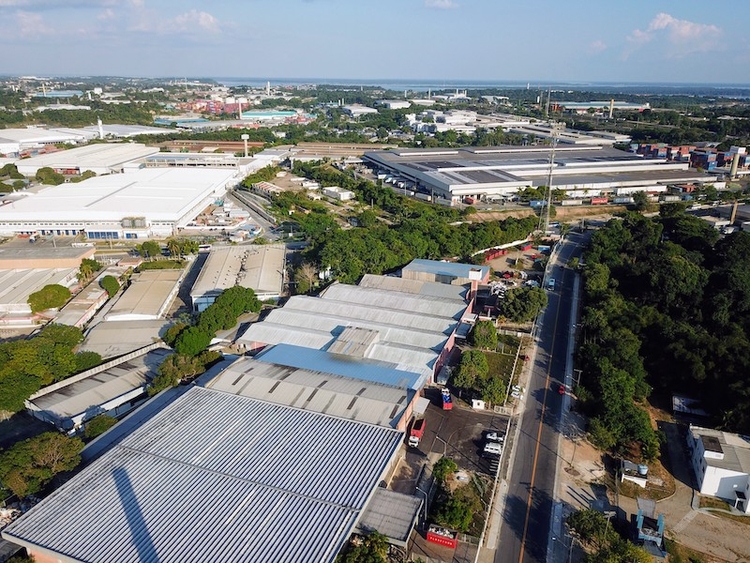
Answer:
[
  {"xmin": 688, "ymin": 425, "xmax": 750, "ymax": 513},
  {"xmin": 322, "ymin": 186, "xmax": 355, "ymax": 201},
  {"xmin": 377, "ymin": 100, "xmax": 411, "ymax": 110},
  {"xmin": 363, "ymin": 145, "xmax": 715, "ymax": 204},
  {"xmin": 0, "ymin": 168, "xmax": 238, "ymax": 239},
  {"xmin": 342, "ymin": 105, "xmax": 378, "ymax": 118}
]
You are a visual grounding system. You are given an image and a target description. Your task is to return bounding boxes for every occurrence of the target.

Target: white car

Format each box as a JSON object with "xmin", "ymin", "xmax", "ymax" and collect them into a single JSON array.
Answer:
[
  {"xmin": 547, "ymin": 278, "xmax": 556, "ymax": 290},
  {"xmin": 485, "ymin": 431, "xmax": 504, "ymax": 443}
]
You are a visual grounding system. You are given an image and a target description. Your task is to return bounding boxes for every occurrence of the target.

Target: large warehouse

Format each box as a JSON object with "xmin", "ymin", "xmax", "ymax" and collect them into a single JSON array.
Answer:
[
  {"xmin": 15, "ymin": 143, "xmax": 160, "ymax": 176},
  {"xmin": 363, "ymin": 145, "xmax": 714, "ymax": 204},
  {"xmin": 0, "ymin": 168, "xmax": 239, "ymax": 239},
  {"xmin": 237, "ymin": 270, "xmax": 472, "ymax": 383},
  {"xmin": 190, "ymin": 245, "xmax": 286, "ymax": 312},
  {"xmin": 3, "ymin": 386, "xmax": 404, "ymax": 563}
]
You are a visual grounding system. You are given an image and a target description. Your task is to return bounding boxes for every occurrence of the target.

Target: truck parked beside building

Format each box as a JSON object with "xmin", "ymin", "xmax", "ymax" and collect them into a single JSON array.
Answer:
[
  {"xmin": 409, "ymin": 396, "xmax": 430, "ymax": 447},
  {"xmin": 441, "ymin": 388, "xmax": 453, "ymax": 410}
]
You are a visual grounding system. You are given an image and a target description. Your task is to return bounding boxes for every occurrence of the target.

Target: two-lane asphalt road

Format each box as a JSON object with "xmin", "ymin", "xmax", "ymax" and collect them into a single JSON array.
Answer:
[{"xmin": 496, "ymin": 232, "xmax": 587, "ymax": 563}]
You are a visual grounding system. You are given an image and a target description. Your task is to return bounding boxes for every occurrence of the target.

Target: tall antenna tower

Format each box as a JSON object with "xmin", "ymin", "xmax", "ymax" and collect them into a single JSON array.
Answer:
[{"xmin": 540, "ymin": 121, "xmax": 562, "ymax": 234}]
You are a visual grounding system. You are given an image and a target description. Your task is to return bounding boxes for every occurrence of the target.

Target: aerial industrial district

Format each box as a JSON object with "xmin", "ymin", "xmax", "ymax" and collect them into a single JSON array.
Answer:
[{"xmin": 0, "ymin": 78, "xmax": 749, "ymax": 563}]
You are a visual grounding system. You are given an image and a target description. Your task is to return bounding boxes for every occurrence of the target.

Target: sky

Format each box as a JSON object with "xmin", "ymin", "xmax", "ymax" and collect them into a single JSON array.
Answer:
[{"xmin": 1, "ymin": 0, "xmax": 748, "ymax": 84}]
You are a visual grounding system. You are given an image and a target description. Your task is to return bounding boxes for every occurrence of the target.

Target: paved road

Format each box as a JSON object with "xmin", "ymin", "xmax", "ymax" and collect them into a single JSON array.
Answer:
[{"xmin": 496, "ymin": 233, "xmax": 586, "ymax": 563}]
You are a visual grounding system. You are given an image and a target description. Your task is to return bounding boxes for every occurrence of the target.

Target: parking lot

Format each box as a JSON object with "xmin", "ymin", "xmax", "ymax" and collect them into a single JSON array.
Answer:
[{"xmin": 414, "ymin": 387, "xmax": 509, "ymax": 476}]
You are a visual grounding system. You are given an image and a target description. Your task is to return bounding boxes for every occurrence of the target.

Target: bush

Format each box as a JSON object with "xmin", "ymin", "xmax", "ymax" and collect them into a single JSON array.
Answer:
[
  {"xmin": 470, "ymin": 320, "xmax": 498, "ymax": 350},
  {"xmin": 99, "ymin": 275, "xmax": 120, "ymax": 298},
  {"xmin": 27, "ymin": 284, "xmax": 71, "ymax": 313},
  {"xmin": 433, "ymin": 457, "xmax": 458, "ymax": 483},
  {"xmin": 84, "ymin": 414, "xmax": 117, "ymax": 439}
]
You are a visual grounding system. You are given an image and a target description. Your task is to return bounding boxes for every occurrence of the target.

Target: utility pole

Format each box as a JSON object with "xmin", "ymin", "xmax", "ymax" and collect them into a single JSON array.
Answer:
[{"xmin": 543, "ymin": 121, "xmax": 562, "ymax": 234}]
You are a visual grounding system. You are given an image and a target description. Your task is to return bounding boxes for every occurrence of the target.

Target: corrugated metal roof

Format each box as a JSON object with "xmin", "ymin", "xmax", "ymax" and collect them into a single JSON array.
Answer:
[
  {"xmin": 358, "ymin": 274, "xmax": 468, "ymax": 301},
  {"xmin": 356, "ymin": 488, "xmax": 421, "ymax": 543},
  {"xmin": 3, "ymin": 387, "xmax": 403, "ymax": 563},
  {"xmin": 402, "ymin": 259, "xmax": 490, "ymax": 280},
  {"xmin": 0, "ymin": 268, "xmax": 76, "ymax": 307},
  {"xmin": 80, "ymin": 319, "xmax": 171, "ymax": 359},
  {"xmin": 206, "ymin": 355, "xmax": 411, "ymax": 427},
  {"xmin": 256, "ymin": 344, "xmax": 422, "ymax": 390},
  {"xmin": 320, "ymin": 283, "xmax": 466, "ymax": 320},
  {"xmin": 190, "ymin": 244, "xmax": 286, "ymax": 299},
  {"xmin": 107, "ymin": 269, "xmax": 183, "ymax": 320},
  {"xmin": 28, "ymin": 348, "xmax": 172, "ymax": 421}
]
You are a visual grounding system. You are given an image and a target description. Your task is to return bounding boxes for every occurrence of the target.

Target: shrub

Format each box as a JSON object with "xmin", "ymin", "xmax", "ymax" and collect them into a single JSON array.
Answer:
[
  {"xmin": 99, "ymin": 275, "xmax": 120, "ymax": 298},
  {"xmin": 28, "ymin": 284, "xmax": 71, "ymax": 313},
  {"xmin": 84, "ymin": 414, "xmax": 117, "ymax": 439}
]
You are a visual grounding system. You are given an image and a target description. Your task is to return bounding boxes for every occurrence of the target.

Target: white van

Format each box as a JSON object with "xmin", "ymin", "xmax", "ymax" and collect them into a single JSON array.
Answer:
[{"xmin": 483, "ymin": 442, "xmax": 503, "ymax": 457}]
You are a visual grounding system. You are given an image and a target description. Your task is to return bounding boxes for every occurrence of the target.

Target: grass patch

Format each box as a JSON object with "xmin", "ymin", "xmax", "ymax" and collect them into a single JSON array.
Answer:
[
  {"xmin": 699, "ymin": 496, "xmax": 731, "ymax": 510},
  {"xmin": 664, "ymin": 538, "xmax": 709, "ymax": 563},
  {"xmin": 137, "ymin": 260, "xmax": 185, "ymax": 270}
]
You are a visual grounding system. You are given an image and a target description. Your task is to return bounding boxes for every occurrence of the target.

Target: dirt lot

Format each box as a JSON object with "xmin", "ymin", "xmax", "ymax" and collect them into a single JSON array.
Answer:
[{"xmin": 556, "ymin": 409, "xmax": 750, "ymax": 562}]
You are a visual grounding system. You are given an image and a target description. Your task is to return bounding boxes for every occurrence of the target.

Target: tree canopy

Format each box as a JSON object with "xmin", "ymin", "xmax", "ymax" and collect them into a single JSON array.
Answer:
[
  {"xmin": 27, "ymin": 284, "xmax": 71, "ymax": 313},
  {"xmin": 579, "ymin": 209, "xmax": 750, "ymax": 459},
  {"xmin": 0, "ymin": 432, "xmax": 83, "ymax": 498}
]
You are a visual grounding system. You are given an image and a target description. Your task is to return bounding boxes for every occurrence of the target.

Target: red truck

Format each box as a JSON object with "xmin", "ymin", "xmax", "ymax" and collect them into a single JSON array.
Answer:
[
  {"xmin": 409, "ymin": 418, "xmax": 425, "ymax": 447},
  {"xmin": 441, "ymin": 388, "xmax": 453, "ymax": 411}
]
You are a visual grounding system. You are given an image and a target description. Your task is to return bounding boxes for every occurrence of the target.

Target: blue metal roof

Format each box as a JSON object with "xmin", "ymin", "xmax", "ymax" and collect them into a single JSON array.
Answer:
[
  {"xmin": 255, "ymin": 344, "xmax": 422, "ymax": 390},
  {"xmin": 402, "ymin": 259, "xmax": 489, "ymax": 280}
]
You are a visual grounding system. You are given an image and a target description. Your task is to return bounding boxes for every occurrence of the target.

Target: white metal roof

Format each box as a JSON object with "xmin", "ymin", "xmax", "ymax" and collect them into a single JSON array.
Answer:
[
  {"xmin": 3, "ymin": 387, "xmax": 403, "ymax": 563},
  {"xmin": 14, "ymin": 142, "xmax": 159, "ymax": 171},
  {"xmin": 80, "ymin": 319, "xmax": 170, "ymax": 359},
  {"xmin": 0, "ymin": 168, "xmax": 237, "ymax": 223}
]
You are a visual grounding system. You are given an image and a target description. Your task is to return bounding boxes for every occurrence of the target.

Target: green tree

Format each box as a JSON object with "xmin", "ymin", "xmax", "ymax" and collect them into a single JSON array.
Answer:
[
  {"xmin": 632, "ymin": 191, "xmax": 648, "ymax": 211},
  {"xmin": 470, "ymin": 320, "xmax": 498, "ymax": 350},
  {"xmin": 136, "ymin": 240, "xmax": 161, "ymax": 259},
  {"xmin": 35, "ymin": 166, "xmax": 64, "ymax": 185},
  {"xmin": 28, "ymin": 284, "xmax": 71, "ymax": 313},
  {"xmin": 84, "ymin": 414, "xmax": 117, "ymax": 439},
  {"xmin": 75, "ymin": 351, "xmax": 102, "ymax": 373},
  {"xmin": 99, "ymin": 275, "xmax": 120, "ymax": 298},
  {"xmin": 338, "ymin": 531, "xmax": 389, "ymax": 563},
  {"xmin": 432, "ymin": 457, "xmax": 458, "ymax": 483},
  {"xmin": 173, "ymin": 327, "xmax": 212, "ymax": 356},
  {"xmin": 77, "ymin": 258, "xmax": 102, "ymax": 283},
  {"xmin": 0, "ymin": 432, "xmax": 83, "ymax": 498},
  {"xmin": 496, "ymin": 286, "xmax": 548, "ymax": 322},
  {"xmin": 453, "ymin": 350, "xmax": 489, "ymax": 389}
]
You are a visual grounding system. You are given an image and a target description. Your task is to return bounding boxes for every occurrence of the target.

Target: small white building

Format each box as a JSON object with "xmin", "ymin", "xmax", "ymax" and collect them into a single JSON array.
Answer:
[
  {"xmin": 322, "ymin": 186, "xmax": 355, "ymax": 201},
  {"xmin": 688, "ymin": 425, "xmax": 750, "ymax": 513},
  {"xmin": 342, "ymin": 105, "xmax": 378, "ymax": 119},
  {"xmin": 377, "ymin": 100, "xmax": 411, "ymax": 110}
]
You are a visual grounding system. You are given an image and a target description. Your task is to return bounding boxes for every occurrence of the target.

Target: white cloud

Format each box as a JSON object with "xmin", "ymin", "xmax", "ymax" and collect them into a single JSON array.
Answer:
[
  {"xmin": 97, "ymin": 7, "xmax": 115, "ymax": 20},
  {"xmin": 15, "ymin": 10, "xmax": 53, "ymax": 36},
  {"xmin": 589, "ymin": 40, "xmax": 606, "ymax": 54},
  {"xmin": 425, "ymin": 0, "xmax": 458, "ymax": 9},
  {"xmin": 174, "ymin": 9, "xmax": 219, "ymax": 33},
  {"xmin": 131, "ymin": 8, "xmax": 221, "ymax": 35},
  {"xmin": 626, "ymin": 12, "xmax": 721, "ymax": 57}
]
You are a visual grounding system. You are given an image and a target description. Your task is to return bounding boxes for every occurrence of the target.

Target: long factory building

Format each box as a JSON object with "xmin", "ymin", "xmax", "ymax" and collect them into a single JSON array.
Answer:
[{"xmin": 363, "ymin": 144, "xmax": 715, "ymax": 204}]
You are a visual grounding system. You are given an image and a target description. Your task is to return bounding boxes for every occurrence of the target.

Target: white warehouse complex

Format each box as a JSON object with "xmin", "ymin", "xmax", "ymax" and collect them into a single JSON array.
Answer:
[
  {"xmin": 0, "ymin": 168, "xmax": 239, "ymax": 239},
  {"xmin": 363, "ymin": 145, "xmax": 715, "ymax": 204}
]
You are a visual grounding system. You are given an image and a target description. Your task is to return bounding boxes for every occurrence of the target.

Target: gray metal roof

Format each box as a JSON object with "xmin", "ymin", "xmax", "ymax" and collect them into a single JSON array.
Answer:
[
  {"xmin": 691, "ymin": 426, "xmax": 750, "ymax": 474},
  {"xmin": 190, "ymin": 244, "xmax": 286, "ymax": 299},
  {"xmin": 80, "ymin": 319, "xmax": 171, "ymax": 359},
  {"xmin": 206, "ymin": 355, "xmax": 411, "ymax": 427},
  {"xmin": 3, "ymin": 386, "xmax": 403, "ymax": 563},
  {"xmin": 107, "ymin": 269, "xmax": 183, "ymax": 320},
  {"xmin": 402, "ymin": 259, "xmax": 489, "ymax": 281},
  {"xmin": 27, "ymin": 347, "xmax": 172, "ymax": 422},
  {"xmin": 356, "ymin": 488, "xmax": 421, "ymax": 544},
  {"xmin": 358, "ymin": 274, "xmax": 469, "ymax": 301}
]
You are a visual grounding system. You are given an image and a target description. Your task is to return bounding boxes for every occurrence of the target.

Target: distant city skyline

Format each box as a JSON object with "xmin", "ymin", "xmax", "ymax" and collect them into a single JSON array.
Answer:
[{"xmin": 1, "ymin": 1, "xmax": 747, "ymax": 84}]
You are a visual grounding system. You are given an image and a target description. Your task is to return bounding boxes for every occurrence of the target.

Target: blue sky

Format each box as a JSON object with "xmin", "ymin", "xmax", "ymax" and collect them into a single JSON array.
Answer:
[{"xmin": 1, "ymin": 0, "xmax": 747, "ymax": 84}]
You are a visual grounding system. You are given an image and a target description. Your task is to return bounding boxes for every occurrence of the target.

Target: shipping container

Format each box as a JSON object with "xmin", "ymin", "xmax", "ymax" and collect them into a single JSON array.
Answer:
[
  {"xmin": 590, "ymin": 197, "xmax": 609, "ymax": 205},
  {"xmin": 613, "ymin": 197, "xmax": 634, "ymax": 204},
  {"xmin": 561, "ymin": 199, "xmax": 583, "ymax": 206},
  {"xmin": 529, "ymin": 199, "xmax": 546, "ymax": 208}
]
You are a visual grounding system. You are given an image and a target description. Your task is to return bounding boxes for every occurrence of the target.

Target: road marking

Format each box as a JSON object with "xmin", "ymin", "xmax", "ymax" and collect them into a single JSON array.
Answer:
[{"xmin": 518, "ymin": 265, "xmax": 565, "ymax": 563}]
